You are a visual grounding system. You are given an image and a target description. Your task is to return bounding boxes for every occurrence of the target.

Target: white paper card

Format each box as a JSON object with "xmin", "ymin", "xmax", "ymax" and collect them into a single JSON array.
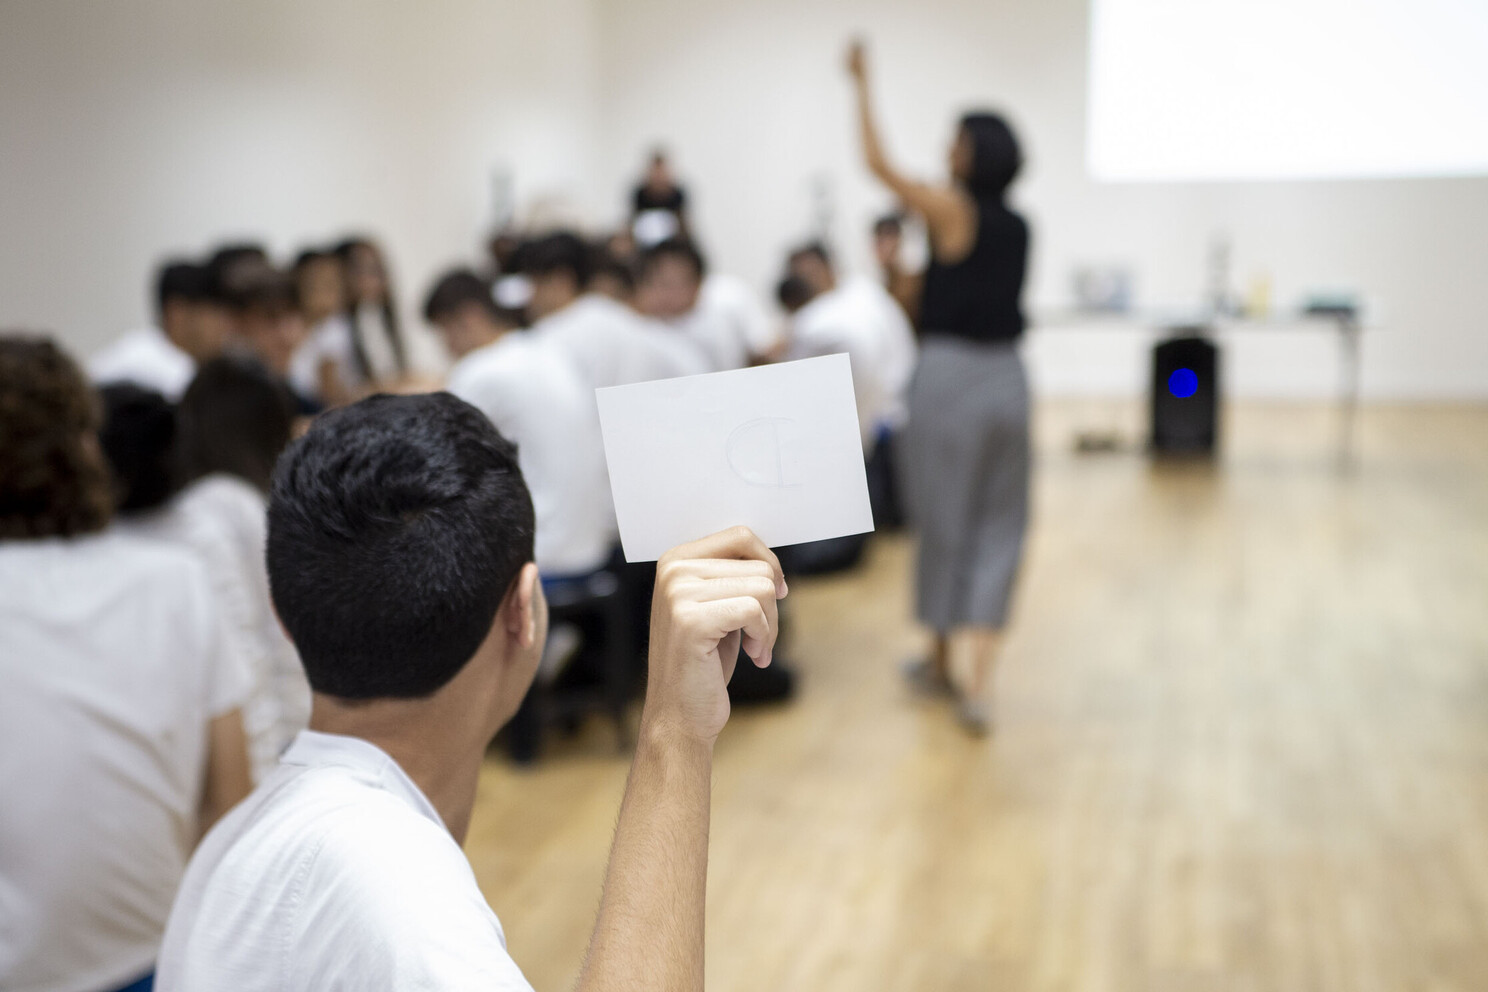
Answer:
[{"xmin": 596, "ymin": 354, "xmax": 875, "ymax": 562}]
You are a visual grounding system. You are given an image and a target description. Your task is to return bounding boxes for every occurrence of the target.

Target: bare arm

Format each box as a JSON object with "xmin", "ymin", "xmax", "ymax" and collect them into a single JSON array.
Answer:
[
  {"xmin": 575, "ymin": 527, "xmax": 786, "ymax": 992},
  {"xmin": 198, "ymin": 708, "xmax": 253, "ymax": 841},
  {"xmin": 847, "ymin": 41, "xmax": 975, "ymax": 262}
]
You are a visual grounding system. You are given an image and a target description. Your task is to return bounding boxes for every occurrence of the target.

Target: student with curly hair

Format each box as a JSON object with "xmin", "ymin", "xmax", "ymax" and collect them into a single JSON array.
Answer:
[{"xmin": 0, "ymin": 335, "xmax": 252, "ymax": 992}]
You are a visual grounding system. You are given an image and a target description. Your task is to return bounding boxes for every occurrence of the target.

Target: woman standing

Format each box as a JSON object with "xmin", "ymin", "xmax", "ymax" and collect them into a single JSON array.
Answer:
[{"xmin": 847, "ymin": 42, "xmax": 1030, "ymax": 736}]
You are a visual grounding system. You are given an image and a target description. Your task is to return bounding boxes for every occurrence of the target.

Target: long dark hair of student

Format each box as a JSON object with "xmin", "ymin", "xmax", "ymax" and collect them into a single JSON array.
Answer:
[
  {"xmin": 176, "ymin": 356, "xmax": 295, "ymax": 494},
  {"xmin": 334, "ymin": 237, "xmax": 408, "ymax": 380},
  {"xmin": 958, "ymin": 111, "xmax": 1022, "ymax": 198}
]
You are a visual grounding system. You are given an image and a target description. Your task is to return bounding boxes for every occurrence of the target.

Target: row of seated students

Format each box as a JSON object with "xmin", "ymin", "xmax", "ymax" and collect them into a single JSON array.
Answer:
[{"xmin": 0, "ymin": 216, "xmax": 915, "ymax": 991}]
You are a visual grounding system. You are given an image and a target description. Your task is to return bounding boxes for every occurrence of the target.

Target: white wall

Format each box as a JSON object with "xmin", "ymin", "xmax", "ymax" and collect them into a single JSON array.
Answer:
[
  {"xmin": 0, "ymin": 0, "xmax": 601, "ymax": 360},
  {"xmin": 3, "ymin": 0, "xmax": 1486, "ymax": 398},
  {"xmin": 592, "ymin": 0, "xmax": 1488, "ymax": 398}
]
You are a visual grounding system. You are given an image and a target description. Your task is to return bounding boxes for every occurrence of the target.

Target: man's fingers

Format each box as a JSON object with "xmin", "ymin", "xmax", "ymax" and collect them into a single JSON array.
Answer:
[
  {"xmin": 692, "ymin": 596, "xmax": 774, "ymax": 666},
  {"xmin": 661, "ymin": 527, "xmax": 786, "ymax": 598},
  {"xmin": 674, "ymin": 574, "xmax": 779, "ymax": 607},
  {"xmin": 660, "ymin": 558, "xmax": 779, "ymax": 588}
]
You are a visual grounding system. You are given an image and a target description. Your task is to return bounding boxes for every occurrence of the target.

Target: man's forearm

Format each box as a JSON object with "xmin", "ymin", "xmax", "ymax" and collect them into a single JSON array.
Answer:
[{"xmin": 576, "ymin": 719, "xmax": 714, "ymax": 992}]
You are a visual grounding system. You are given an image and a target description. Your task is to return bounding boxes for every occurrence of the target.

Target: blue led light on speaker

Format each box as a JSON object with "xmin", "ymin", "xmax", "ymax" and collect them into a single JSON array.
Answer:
[{"xmin": 1168, "ymin": 368, "xmax": 1198, "ymax": 398}]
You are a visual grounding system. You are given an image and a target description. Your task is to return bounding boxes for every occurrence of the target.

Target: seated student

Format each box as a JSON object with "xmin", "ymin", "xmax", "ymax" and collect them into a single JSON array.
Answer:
[
  {"xmin": 336, "ymin": 237, "xmax": 411, "ymax": 387},
  {"xmin": 873, "ymin": 212, "xmax": 924, "ymax": 330},
  {"xmin": 635, "ymin": 237, "xmax": 778, "ymax": 372},
  {"xmin": 98, "ymin": 382, "xmax": 180, "ymax": 512},
  {"xmin": 287, "ymin": 247, "xmax": 353, "ymax": 407},
  {"xmin": 518, "ymin": 230, "xmax": 708, "ymax": 388},
  {"xmin": 90, "ymin": 261, "xmax": 230, "ymax": 401},
  {"xmin": 588, "ymin": 241, "xmax": 638, "ymax": 304},
  {"xmin": 0, "ymin": 335, "xmax": 253, "ymax": 992},
  {"xmin": 781, "ymin": 241, "xmax": 917, "ymax": 451},
  {"xmin": 423, "ymin": 269, "xmax": 614, "ymax": 578},
  {"xmin": 225, "ymin": 262, "xmax": 319, "ymax": 415},
  {"xmin": 153, "ymin": 392, "xmax": 786, "ymax": 989},
  {"xmin": 173, "ymin": 358, "xmax": 310, "ymax": 780}
]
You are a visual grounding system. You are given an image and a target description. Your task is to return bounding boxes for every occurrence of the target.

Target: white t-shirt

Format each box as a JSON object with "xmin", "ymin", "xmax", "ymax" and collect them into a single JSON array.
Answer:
[
  {"xmin": 697, "ymin": 273, "xmax": 781, "ymax": 367},
  {"xmin": 0, "ymin": 531, "xmax": 247, "ymax": 992},
  {"xmin": 156, "ymin": 731, "xmax": 533, "ymax": 992},
  {"xmin": 89, "ymin": 326, "xmax": 196, "ymax": 401},
  {"xmin": 534, "ymin": 293, "xmax": 708, "ymax": 391},
  {"xmin": 446, "ymin": 333, "xmax": 616, "ymax": 576},
  {"xmin": 788, "ymin": 274, "xmax": 918, "ymax": 446},
  {"xmin": 123, "ymin": 475, "xmax": 311, "ymax": 780}
]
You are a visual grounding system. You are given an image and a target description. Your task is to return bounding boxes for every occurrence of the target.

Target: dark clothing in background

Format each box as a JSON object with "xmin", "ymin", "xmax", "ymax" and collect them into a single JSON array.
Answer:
[
  {"xmin": 902, "ymin": 192, "xmax": 1032, "ymax": 631},
  {"xmin": 632, "ymin": 184, "xmax": 687, "ymax": 217},
  {"xmin": 918, "ymin": 198, "xmax": 1028, "ymax": 345}
]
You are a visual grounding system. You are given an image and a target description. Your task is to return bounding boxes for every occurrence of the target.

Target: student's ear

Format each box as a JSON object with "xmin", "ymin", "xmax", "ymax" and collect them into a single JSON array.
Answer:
[{"xmin": 505, "ymin": 562, "xmax": 541, "ymax": 650}]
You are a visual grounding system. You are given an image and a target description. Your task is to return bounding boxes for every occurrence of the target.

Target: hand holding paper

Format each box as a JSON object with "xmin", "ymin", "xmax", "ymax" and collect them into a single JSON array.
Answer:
[{"xmin": 596, "ymin": 354, "xmax": 875, "ymax": 562}]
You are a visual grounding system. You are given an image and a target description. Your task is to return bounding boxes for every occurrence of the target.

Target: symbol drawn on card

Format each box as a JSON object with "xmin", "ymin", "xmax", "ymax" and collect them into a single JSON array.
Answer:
[{"xmin": 726, "ymin": 417, "xmax": 802, "ymax": 488}]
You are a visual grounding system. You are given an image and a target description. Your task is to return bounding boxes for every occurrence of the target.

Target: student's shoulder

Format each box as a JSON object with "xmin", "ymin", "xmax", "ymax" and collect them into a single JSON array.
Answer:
[
  {"xmin": 291, "ymin": 777, "xmax": 471, "ymax": 895},
  {"xmin": 79, "ymin": 527, "xmax": 214, "ymax": 592},
  {"xmin": 282, "ymin": 777, "xmax": 520, "ymax": 969}
]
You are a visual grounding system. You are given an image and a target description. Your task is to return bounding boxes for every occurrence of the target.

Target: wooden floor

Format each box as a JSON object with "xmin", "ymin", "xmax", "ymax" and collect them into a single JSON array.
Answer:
[{"xmin": 466, "ymin": 401, "xmax": 1488, "ymax": 992}]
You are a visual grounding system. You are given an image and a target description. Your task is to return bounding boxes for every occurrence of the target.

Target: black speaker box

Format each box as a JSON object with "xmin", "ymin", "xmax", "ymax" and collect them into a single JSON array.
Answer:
[{"xmin": 1150, "ymin": 330, "xmax": 1219, "ymax": 455}]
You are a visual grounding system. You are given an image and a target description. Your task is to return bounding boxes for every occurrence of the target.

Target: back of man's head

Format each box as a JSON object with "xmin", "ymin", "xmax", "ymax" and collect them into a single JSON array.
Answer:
[
  {"xmin": 514, "ymin": 231, "xmax": 592, "ymax": 288},
  {"xmin": 154, "ymin": 261, "xmax": 208, "ymax": 323},
  {"xmin": 776, "ymin": 274, "xmax": 816, "ymax": 315},
  {"xmin": 266, "ymin": 393, "xmax": 535, "ymax": 700},
  {"xmin": 636, "ymin": 238, "xmax": 706, "ymax": 287},
  {"xmin": 422, "ymin": 269, "xmax": 499, "ymax": 325},
  {"xmin": 98, "ymin": 383, "xmax": 178, "ymax": 513}
]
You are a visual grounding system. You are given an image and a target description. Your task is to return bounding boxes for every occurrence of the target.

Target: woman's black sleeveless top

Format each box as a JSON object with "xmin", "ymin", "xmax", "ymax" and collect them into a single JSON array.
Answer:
[{"xmin": 919, "ymin": 195, "xmax": 1029, "ymax": 343}]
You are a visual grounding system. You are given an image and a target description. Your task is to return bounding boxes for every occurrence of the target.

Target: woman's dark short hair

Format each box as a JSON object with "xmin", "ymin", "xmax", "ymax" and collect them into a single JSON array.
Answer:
[
  {"xmin": 958, "ymin": 111, "xmax": 1022, "ymax": 196},
  {"xmin": 99, "ymin": 383, "xmax": 178, "ymax": 512},
  {"xmin": 0, "ymin": 335, "xmax": 114, "ymax": 538},
  {"xmin": 266, "ymin": 392, "xmax": 535, "ymax": 700},
  {"xmin": 177, "ymin": 356, "xmax": 295, "ymax": 494}
]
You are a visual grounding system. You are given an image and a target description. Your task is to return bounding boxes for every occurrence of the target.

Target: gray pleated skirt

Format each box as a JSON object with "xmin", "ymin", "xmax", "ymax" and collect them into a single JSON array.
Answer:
[{"xmin": 899, "ymin": 336, "xmax": 1030, "ymax": 632}]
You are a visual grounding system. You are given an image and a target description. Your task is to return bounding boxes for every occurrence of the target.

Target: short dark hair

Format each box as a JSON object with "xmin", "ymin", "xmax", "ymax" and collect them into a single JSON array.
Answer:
[
  {"xmin": 235, "ymin": 264, "xmax": 298, "ymax": 316},
  {"xmin": 0, "ymin": 335, "xmax": 114, "ymax": 538},
  {"xmin": 99, "ymin": 383, "xmax": 178, "ymax": 512},
  {"xmin": 266, "ymin": 392, "xmax": 535, "ymax": 700},
  {"xmin": 776, "ymin": 274, "xmax": 816, "ymax": 313},
  {"xmin": 788, "ymin": 241, "xmax": 832, "ymax": 269},
  {"xmin": 514, "ymin": 231, "xmax": 592, "ymax": 288},
  {"xmin": 155, "ymin": 261, "xmax": 208, "ymax": 321},
  {"xmin": 293, "ymin": 247, "xmax": 333, "ymax": 273},
  {"xmin": 636, "ymin": 237, "xmax": 706, "ymax": 285},
  {"xmin": 422, "ymin": 269, "xmax": 498, "ymax": 324},
  {"xmin": 178, "ymin": 356, "xmax": 294, "ymax": 494},
  {"xmin": 204, "ymin": 243, "xmax": 269, "ymax": 304}
]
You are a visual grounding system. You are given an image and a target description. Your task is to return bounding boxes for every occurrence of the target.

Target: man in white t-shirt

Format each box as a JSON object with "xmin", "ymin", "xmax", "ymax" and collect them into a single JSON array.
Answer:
[
  {"xmin": 780, "ymin": 242, "xmax": 917, "ymax": 450},
  {"xmin": 0, "ymin": 336, "xmax": 253, "ymax": 992},
  {"xmin": 153, "ymin": 391, "xmax": 786, "ymax": 990},
  {"xmin": 423, "ymin": 269, "xmax": 615, "ymax": 577},
  {"xmin": 519, "ymin": 231, "xmax": 708, "ymax": 388},
  {"xmin": 89, "ymin": 260, "xmax": 233, "ymax": 401},
  {"xmin": 634, "ymin": 237, "xmax": 782, "ymax": 372}
]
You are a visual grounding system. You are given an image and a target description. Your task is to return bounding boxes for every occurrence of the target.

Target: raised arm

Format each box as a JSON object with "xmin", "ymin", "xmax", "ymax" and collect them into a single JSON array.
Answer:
[
  {"xmin": 575, "ymin": 527, "xmax": 787, "ymax": 992},
  {"xmin": 847, "ymin": 40, "xmax": 975, "ymax": 262}
]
